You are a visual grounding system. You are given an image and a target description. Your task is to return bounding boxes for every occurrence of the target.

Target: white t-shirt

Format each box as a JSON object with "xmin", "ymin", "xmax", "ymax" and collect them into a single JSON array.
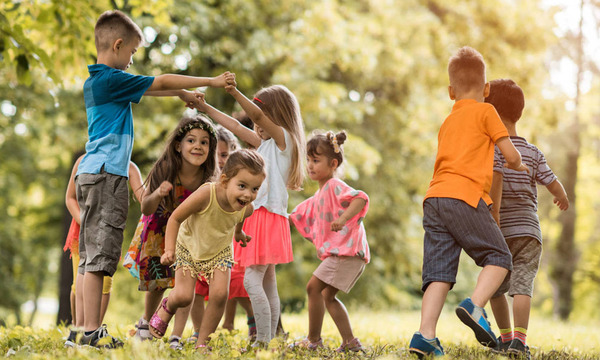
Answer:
[{"xmin": 253, "ymin": 128, "xmax": 292, "ymax": 217}]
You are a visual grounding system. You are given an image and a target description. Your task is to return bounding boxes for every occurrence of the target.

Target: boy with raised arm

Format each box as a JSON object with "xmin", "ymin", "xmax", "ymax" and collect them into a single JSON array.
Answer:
[{"xmin": 75, "ymin": 10, "xmax": 229, "ymax": 348}]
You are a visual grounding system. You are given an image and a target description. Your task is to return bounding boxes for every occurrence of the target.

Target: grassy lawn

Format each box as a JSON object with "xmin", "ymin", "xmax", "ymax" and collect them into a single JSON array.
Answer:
[{"xmin": 2, "ymin": 309, "xmax": 600, "ymax": 359}]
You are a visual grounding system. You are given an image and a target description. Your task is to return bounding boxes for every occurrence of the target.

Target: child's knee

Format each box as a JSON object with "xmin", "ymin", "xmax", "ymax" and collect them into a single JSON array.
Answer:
[{"xmin": 209, "ymin": 291, "xmax": 228, "ymax": 307}]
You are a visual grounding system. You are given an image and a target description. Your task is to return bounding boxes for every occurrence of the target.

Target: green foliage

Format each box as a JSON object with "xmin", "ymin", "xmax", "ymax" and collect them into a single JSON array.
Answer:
[{"xmin": 3, "ymin": 0, "xmax": 598, "ymax": 325}]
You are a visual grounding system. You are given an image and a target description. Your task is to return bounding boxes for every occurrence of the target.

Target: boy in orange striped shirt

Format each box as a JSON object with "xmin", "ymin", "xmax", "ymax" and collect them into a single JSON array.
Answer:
[{"xmin": 408, "ymin": 47, "xmax": 528, "ymax": 358}]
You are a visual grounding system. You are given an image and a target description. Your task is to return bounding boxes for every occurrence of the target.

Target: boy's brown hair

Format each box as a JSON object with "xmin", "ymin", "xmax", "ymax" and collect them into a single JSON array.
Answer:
[
  {"xmin": 448, "ymin": 46, "xmax": 486, "ymax": 94},
  {"xmin": 94, "ymin": 10, "xmax": 144, "ymax": 53},
  {"xmin": 485, "ymin": 79, "xmax": 525, "ymax": 123}
]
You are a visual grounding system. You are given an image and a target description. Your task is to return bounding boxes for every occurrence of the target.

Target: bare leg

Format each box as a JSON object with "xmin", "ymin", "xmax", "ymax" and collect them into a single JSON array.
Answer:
[
  {"xmin": 306, "ymin": 275, "xmax": 327, "ymax": 343},
  {"xmin": 99, "ymin": 293, "xmax": 110, "ymax": 323},
  {"xmin": 197, "ymin": 268, "xmax": 230, "ymax": 346},
  {"xmin": 471, "ymin": 265, "xmax": 508, "ymax": 308},
  {"xmin": 172, "ymin": 302, "xmax": 193, "ymax": 338},
  {"xmin": 322, "ymin": 285, "xmax": 354, "ymax": 343},
  {"xmin": 150, "ymin": 268, "xmax": 196, "ymax": 337},
  {"xmin": 490, "ymin": 295, "xmax": 512, "ymax": 330},
  {"xmin": 222, "ymin": 298, "xmax": 237, "ymax": 330},
  {"xmin": 75, "ymin": 273, "xmax": 85, "ymax": 328},
  {"xmin": 82, "ymin": 271, "xmax": 103, "ymax": 332},
  {"xmin": 418, "ymin": 281, "xmax": 451, "ymax": 339},
  {"xmin": 145, "ymin": 290, "xmax": 165, "ymax": 322},
  {"xmin": 190, "ymin": 296, "xmax": 205, "ymax": 333},
  {"xmin": 237, "ymin": 297, "xmax": 254, "ymax": 318},
  {"xmin": 513, "ymin": 295, "xmax": 531, "ymax": 330}
]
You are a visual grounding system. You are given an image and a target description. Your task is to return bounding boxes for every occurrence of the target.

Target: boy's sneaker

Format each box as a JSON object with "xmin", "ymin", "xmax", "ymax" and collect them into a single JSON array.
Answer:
[
  {"xmin": 455, "ymin": 298, "xmax": 498, "ymax": 348},
  {"xmin": 168, "ymin": 335, "xmax": 183, "ymax": 350},
  {"xmin": 408, "ymin": 332, "xmax": 444, "ymax": 358},
  {"xmin": 491, "ymin": 336, "xmax": 511, "ymax": 354},
  {"xmin": 64, "ymin": 328, "xmax": 81, "ymax": 347},
  {"xmin": 507, "ymin": 339, "xmax": 531, "ymax": 359},
  {"xmin": 79, "ymin": 325, "xmax": 124, "ymax": 349}
]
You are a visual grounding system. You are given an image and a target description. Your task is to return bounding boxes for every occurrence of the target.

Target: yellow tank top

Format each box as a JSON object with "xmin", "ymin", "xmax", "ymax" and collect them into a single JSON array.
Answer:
[{"xmin": 176, "ymin": 182, "xmax": 246, "ymax": 261}]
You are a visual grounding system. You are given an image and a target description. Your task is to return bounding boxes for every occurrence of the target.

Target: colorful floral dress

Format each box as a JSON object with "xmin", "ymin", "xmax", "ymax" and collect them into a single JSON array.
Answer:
[{"xmin": 123, "ymin": 182, "xmax": 192, "ymax": 291}]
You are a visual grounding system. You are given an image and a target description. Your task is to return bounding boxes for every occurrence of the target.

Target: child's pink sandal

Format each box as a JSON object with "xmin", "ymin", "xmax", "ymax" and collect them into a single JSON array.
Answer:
[{"xmin": 149, "ymin": 297, "xmax": 175, "ymax": 339}]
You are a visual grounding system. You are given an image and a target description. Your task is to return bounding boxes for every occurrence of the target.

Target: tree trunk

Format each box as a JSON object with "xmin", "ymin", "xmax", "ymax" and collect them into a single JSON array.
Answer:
[{"xmin": 549, "ymin": 0, "xmax": 584, "ymax": 321}]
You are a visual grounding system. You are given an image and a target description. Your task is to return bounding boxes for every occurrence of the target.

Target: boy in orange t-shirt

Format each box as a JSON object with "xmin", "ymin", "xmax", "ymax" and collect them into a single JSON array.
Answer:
[{"xmin": 408, "ymin": 47, "xmax": 528, "ymax": 358}]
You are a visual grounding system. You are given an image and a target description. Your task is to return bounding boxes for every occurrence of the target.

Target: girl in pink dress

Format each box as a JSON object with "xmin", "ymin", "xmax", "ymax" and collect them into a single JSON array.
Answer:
[
  {"xmin": 195, "ymin": 77, "xmax": 306, "ymax": 346},
  {"xmin": 290, "ymin": 131, "xmax": 369, "ymax": 353}
]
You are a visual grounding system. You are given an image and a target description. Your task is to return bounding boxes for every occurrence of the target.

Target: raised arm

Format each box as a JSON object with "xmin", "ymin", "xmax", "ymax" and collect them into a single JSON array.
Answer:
[
  {"xmin": 195, "ymin": 95, "xmax": 262, "ymax": 148},
  {"xmin": 546, "ymin": 179, "xmax": 569, "ymax": 211},
  {"xmin": 128, "ymin": 162, "xmax": 145, "ymax": 203},
  {"xmin": 145, "ymin": 72, "xmax": 230, "ymax": 93},
  {"xmin": 495, "ymin": 137, "xmax": 528, "ymax": 172},
  {"xmin": 330, "ymin": 198, "xmax": 367, "ymax": 232},
  {"xmin": 226, "ymin": 86, "xmax": 285, "ymax": 150},
  {"xmin": 490, "ymin": 171, "xmax": 503, "ymax": 226},
  {"xmin": 161, "ymin": 185, "xmax": 211, "ymax": 265},
  {"xmin": 65, "ymin": 155, "xmax": 84, "ymax": 224}
]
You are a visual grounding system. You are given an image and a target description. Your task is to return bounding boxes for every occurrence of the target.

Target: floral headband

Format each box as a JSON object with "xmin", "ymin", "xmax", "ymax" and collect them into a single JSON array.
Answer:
[
  {"xmin": 326, "ymin": 131, "xmax": 340, "ymax": 153},
  {"xmin": 177, "ymin": 121, "xmax": 216, "ymax": 140}
]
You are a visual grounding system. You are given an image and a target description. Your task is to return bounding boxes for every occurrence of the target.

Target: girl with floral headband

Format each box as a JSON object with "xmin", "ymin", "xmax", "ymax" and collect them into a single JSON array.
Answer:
[
  {"xmin": 290, "ymin": 130, "xmax": 370, "ymax": 353},
  {"xmin": 123, "ymin": 114, "xmax": 218, "ymax": 349}
]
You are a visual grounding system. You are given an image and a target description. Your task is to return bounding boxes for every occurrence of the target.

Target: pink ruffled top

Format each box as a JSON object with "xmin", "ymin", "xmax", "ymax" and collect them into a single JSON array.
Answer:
[{"xmin": 290, "ymin": 178, "xmax": 370, "ymax": 263}]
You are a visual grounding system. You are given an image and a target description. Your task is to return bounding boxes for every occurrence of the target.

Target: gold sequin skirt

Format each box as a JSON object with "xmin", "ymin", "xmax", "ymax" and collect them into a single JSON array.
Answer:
[{"xmin": 174, "ymin": 242, "xmax": 234, "ymax": 284}]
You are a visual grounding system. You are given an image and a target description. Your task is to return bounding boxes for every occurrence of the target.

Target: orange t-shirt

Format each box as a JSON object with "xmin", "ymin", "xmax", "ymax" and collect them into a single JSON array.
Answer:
[{"xmin": 425, "ymin": 99, "xmax": 509, "ymax": 208}]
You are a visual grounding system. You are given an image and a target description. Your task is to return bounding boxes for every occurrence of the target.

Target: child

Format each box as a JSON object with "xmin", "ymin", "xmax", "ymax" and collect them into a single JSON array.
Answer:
[
  {"xmin": 63, "ymin": 155, "xmax": 144, "ymax": 347},
  {"xmin": 485, "ymin": 79, "xmax": 569, "ymax": 359},
  {"xmin": 124, "ymin": 115, "xmax": 218, "ymax": 349},
  {"xmin": 290, "ymin": 131, "xmax": 369, "ymax": 353},
  {"xmin": 148, "ymin": 149, "xmax": 266, "ymax": 350},
  {"xmin": 408, "ymin": 46, "xmax": 529, "ymax": 358},
  {"xmin": 76, "ymin": 9, "xmax": 230, "ymax": 347},
  {"xmin": 187, "ymin": 126, "xmax": 257, "ymax": 343},
  {"xmin": 195, "ymin": 79, "xmax": 306, "ymax": 346}
]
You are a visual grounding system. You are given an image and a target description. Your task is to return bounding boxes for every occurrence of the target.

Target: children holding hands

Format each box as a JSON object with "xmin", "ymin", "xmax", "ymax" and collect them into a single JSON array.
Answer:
[
  {"xmin": 195, "ymin": 74, "xmax": 306, "ymax": 347},
  {"xmin": 75, "ymin": 9, "xmax": 233, "ymax": 347}
]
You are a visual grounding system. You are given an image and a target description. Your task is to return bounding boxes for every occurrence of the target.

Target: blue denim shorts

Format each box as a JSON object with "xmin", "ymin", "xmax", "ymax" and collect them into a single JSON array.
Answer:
[{"xmin": 421, "ymin": 197, "xmax": 512, "ymax": 291}]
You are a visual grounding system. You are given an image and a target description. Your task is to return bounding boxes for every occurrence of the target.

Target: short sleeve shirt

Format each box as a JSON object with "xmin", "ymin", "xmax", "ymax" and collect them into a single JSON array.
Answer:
[
  {"xmin": 77, "ymin": 64, "xmax": 154, "ymax": 178},
  {"xmin": 493, "ymin": 136, "xmax": 557, "ymax": 243},
  {"xmin": 425, "ymin": 99, "xmax": 509, "ymax": 208}
]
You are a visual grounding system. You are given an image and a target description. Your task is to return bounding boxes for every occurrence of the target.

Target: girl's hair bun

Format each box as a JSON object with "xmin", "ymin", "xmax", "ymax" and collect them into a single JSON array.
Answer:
[{"xmin": 335, "ymin": 131, "xmax": 347, "ymax": 146}]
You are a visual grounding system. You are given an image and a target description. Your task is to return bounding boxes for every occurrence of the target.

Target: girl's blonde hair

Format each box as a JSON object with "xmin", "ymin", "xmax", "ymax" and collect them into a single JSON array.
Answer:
[
  {"xmin": 144, "ymin": 114, "xmax": 218, "ymax": 211},
  {"xmin": 252, "ymin": 85, "xmax": 306, "ymax": 190}
]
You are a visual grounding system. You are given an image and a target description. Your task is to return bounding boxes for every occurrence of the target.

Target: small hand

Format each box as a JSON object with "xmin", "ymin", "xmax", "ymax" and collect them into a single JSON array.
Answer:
[
  {"xmin": 157, "ymin": 181, "xmax": 173, "ymax": 197},
  {"xmin": 554, "ymin": 196, "xmax": 569, "ymax": 211},
  {"xmin": 330, "ymin": 217, "xmax": 346, "ymax": 232},
  {"xmin": 180, "ymin": 90, "xmax": 202, "ymax": 109},
  {"xmin": 161, "ymin": 250, "xmax": 175, "ymax": 266},
  {"xmin": 193, "ymin": 91, "xmax": 209, "ymax": 112},
  {"xmin": 235, "ymin": 231, "xmax": 251, "ymax": 247},
  {"xmin": 505, "ymin": 162, "xmax": 529, "ymax": 173},
  {"xmin": 212, "ymin": 72, "xmax": 231, "ymax": 88}
]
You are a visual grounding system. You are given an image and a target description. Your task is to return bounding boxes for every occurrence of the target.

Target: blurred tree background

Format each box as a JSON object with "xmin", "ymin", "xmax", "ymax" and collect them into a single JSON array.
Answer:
[{"xmin": 1, "ymin": 0, "xmax": 599, "ymax": 326}]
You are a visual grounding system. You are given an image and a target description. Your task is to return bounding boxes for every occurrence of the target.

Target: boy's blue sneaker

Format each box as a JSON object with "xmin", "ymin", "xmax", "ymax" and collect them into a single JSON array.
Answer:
[
  {"xmin": 408, "ymin": 332, "xmax": 444, "ymax": 358},
  {"xmin": 455, "ymin": 298, "xmax": 497, "ymax": 348}
]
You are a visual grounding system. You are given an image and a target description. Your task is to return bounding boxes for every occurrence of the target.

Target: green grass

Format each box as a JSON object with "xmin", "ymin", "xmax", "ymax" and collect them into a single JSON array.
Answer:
[{"xmin": 2, "ymin": 310, "xmax": 600, "ymax": 359}]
